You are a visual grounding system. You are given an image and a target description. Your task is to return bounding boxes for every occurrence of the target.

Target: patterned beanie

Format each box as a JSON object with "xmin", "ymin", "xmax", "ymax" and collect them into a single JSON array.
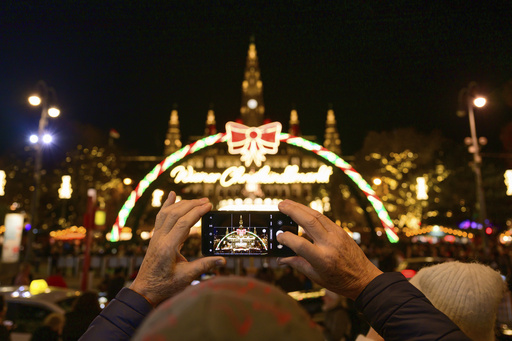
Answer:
[
  {"xmin": 133, "ymin": 276, "xmax": 323, "ymax": 341},
  {"xmin": 410, "ymin": 261, "xmax": 506, "ymax": 341}
]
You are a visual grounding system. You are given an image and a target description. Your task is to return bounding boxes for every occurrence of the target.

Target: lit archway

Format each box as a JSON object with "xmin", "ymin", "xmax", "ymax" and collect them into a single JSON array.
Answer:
[{"xmin": 110, "ymin": 133, "xmax": 398, "ymax": 243}]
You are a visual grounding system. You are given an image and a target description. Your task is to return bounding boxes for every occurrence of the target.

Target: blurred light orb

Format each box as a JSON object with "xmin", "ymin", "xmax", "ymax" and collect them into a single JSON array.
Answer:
[
  {"xmin": 42, "ymin": 133, "xmax": 53, "ymax": 144},
  {"xmin": 373, "ymin": 178, "xmax": 382, "ymax": 186},
  {"xmin": 48, "ymin": 107, "xmax": 60, "ymax": 118},
  {"xmin": 247, "ymin": 99, "xmax": 258, "ymax": 109},
  {"xmin": 28, "ymin": 95, "xmax": 41, "ymax": 106},
  {"xmin": 473, "ymin": 97, "xmax": 486, "ymax": 108},
  {"xmin": 29, "ymin": 134, "xmax": 39, "ymax": 144}
]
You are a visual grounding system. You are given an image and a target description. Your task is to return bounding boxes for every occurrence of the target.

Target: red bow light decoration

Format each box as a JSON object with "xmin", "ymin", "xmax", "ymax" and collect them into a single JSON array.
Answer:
[{"xmin": 225, "ymin": 121, "xmax": 282, "ymax": 167}]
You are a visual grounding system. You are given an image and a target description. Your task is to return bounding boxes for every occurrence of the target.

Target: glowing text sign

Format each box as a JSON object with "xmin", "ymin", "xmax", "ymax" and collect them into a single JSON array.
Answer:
[{"xmin": 170, "ymin": 164, "xmax": 333, "ymax": 187}]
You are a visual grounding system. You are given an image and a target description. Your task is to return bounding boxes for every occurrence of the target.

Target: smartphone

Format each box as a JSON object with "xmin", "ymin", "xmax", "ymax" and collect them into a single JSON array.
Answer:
[{"xmin": 202, "ymin": 211, "xmax": 298, "ymax": 257}]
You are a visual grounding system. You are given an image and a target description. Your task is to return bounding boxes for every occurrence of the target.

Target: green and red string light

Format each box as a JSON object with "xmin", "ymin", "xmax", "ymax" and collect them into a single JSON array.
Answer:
[{"xmin": 110, "ymin": 133, "xmax": 399, "ymax": 243}]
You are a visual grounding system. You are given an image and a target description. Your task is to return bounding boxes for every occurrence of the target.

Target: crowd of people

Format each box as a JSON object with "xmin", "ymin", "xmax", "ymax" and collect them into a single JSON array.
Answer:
[
  {"xmin": 3, "ymin": 193, "xmax": 509, "ymax": 340},
  {"xmin": 76, "ymin": 193, "xmax": 505, "ymax": 340}
]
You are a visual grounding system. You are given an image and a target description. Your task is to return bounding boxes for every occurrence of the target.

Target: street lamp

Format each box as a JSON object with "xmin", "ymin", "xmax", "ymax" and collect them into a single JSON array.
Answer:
[
  {"xmin": 457, "ymin": 81, "xmax": 488, "ymax": 247},
  {"xmin": 26, "ymin": 80, "xmax": 60, "ymax": 261}
]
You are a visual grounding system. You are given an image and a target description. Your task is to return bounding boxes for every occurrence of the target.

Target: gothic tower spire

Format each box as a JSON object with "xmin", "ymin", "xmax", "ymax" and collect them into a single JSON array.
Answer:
[
  {"xmin": 205, "ymin": 105, "xmax": 217, "ymax": 136},
  {"xmin": 240, "ymin": 38, "xmax": 265, "ymax": 126},
  {"xmin": 324, "ymin": 107, "xmax": 342, "ymax": 156},
  {"xmin": 164, "ymin": 107, "xmax": 182, "ymax": 156},
  {"xmin": 289, "ymin": 109, "xmax": 301, "ymax": 136}
]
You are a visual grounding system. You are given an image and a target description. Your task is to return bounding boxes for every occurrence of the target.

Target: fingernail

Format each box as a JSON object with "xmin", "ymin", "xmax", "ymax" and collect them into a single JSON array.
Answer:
[
  {"xmin": 215, "ymin": 259, "xmax": 226, "ymax": 266},
  {"xmin": 279, "ymin": 200, "xmax": 289, "ymax": 208},
  {"xmin": 200, "ymin": 197, "xmax": 209, "ymax": 203}
]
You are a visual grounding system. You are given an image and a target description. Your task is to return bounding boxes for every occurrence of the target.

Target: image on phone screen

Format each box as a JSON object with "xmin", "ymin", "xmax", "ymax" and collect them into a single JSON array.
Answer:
[{"xmin": 202, "ymin": 211, "xmax": 297, "ymax": 257}]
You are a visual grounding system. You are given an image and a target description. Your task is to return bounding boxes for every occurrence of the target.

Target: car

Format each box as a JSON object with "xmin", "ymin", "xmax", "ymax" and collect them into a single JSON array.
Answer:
[
  {"xmin": 0, "ymin": 280, "xmax": 83, "ymax": 341},
  {"xmin": 395, "ymin": 257, "xmax": 453, "ymax": 279}
]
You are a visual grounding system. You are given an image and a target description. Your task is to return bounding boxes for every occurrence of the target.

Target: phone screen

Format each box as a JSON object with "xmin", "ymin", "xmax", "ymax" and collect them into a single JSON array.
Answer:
[{"xmin": 201, "ymin": 211, "xmax": 298, "ymax": 257}]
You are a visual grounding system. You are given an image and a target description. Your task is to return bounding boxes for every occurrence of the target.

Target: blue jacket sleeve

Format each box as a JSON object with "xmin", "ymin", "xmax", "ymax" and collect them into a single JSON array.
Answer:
[
  {"xmin": 79, "ymin": 287, "xmax": 153, "ymax": 341},
  {"xmin": 355, "ymin": 272, "xmax": 471, "ymax": 341}
]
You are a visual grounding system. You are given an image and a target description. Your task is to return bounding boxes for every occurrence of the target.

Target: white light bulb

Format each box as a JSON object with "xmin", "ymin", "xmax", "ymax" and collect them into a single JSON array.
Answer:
[{"xmin": 42, "ymin": 134, "xmax": 53, "ymax": 144}]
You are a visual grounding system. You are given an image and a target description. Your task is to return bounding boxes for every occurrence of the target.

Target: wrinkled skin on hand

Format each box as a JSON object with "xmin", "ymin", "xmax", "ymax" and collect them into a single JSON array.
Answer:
[
  {"xmin": 277, "ymin": 200, "xmax": 382, "ymax": 301},
  {"xmin": 129, "ymin": 192, "xmax": 225, "ymax": 305}
]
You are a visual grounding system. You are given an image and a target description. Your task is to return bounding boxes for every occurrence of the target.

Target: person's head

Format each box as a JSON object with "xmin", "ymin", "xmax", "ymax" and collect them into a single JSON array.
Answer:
[
  {"xmin": 43, "ymin": 313, "xmax": 65, "ymax": 334},
  {"xmin": 72, "ymin": 291, "xmax": 101, "ymax": 314},
  {"xmin": 114, "ymin": 267, "xmax": 124, "ymax": 277},
  {"xmin": 409, "ymin": 261, "xmax": 505, "ymax": 341},
  {"xmin": 133, "ymin": 276, "xmax": 323, "ymax": 341},
  {"xmin": 0, "ymin": 295, "xmax": 6, "ymax": 320},
  {"xmin": 19, "ymin": 262, "xmax": 31, "ymax": 274},
  {"xmin": 364, "ymin": 261, "xmax": 506, "ymax": 341}
]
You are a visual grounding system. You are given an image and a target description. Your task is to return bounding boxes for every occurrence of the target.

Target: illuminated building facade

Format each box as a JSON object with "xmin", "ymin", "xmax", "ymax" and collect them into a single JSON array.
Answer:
[{"xmin": 111, "ymin": 41, "xmax": 397, "ymax": 243}]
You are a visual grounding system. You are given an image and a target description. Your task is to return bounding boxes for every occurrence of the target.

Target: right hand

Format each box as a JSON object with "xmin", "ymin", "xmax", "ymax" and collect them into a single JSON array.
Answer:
[
  {"xmin": 130, "ymin": 192, "xmax": 225, "ymax": 305},
  {"xmin": 277, "ymin": 199, "xmax": 382, "ymax": 300}
]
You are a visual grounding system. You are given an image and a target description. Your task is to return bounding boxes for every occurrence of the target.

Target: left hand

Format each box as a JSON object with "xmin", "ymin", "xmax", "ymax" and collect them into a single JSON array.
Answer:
[{"xmin": 129, "ymin": 192, "xmax": 225, "ymax": 305}]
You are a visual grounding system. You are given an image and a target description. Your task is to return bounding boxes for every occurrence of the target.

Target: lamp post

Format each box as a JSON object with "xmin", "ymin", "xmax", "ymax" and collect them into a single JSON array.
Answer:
[
  {"xmin": 26, "ymin": 81, "xmax": 60, "ymax": 261},
  {"xmin": 457, "ymin": 82, "xmax": 488, "ymax": 248}
]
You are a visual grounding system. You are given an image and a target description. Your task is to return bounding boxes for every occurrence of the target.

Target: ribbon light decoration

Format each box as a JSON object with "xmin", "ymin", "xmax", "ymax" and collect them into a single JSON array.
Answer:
[{"xmin": 226, "ymin": 121, "xmax": 281, "ymax": 167}]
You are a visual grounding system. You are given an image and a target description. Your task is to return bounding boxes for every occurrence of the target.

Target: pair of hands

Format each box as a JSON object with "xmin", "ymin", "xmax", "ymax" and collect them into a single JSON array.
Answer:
[{"xmin": 130, "ymin": 192, "xmax": 382, "ymax": 305}]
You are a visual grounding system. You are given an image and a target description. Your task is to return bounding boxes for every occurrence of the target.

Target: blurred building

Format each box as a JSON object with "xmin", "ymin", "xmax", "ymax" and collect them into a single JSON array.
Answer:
[{"xmin": 115, "ymin": 40, "xmax": 390, "ymax": 243}]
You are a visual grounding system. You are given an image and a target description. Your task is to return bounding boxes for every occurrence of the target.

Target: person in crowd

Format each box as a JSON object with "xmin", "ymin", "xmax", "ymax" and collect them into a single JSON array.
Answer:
[
  {"xmin": 320, "ymin": 289, "xmax": 351, "ymax": 341},
  {"xmin": 30, "ymin": 313, "xmax": 65, "ymax": 341},
  {"xmin": 275, "ymin": 265, "xmax": 303, "ymax": 292},
  {"xmin": 62, "ymin": 292, "xmax": 102, "ymax": 341},
  {"xmin": 356, "ymin": 261, "xmax": 506, "ymax": 341},
  {"xmin": 106, "ymin": 267, "xmax": 126, "ymax": 302},
  {"xmin": 80, "ymin": 192, "xmax": 472, "ymax": 340},
  {"xmin": 0, "ymin": 295, "xmax": 12, "ymax": 341},
  {"xmin": 13, "ymin": 263, "xmax": 32, "ymax": 286},
  {"xmin": 255, "ymin": 265, "xmax": 275, "ymax": 284},
  {"xmin": 136, "ymin": 275, "xmax": 323, "ymax": 340},
  {"xmin": 46, "ymin": 267, "xmax": 67, "ymax": 288}
]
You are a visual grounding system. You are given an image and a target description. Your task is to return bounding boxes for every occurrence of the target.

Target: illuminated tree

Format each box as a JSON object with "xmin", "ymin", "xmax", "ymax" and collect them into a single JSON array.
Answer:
[{"xmin": 353, "ymin": 128, "xmax": 449, "ymax": 230}]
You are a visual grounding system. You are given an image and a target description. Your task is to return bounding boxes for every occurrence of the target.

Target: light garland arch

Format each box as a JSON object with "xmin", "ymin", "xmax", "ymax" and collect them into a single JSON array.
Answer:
[{"xmin": 110, "ymin": 133, "xmax": 398, "ymax": 243}]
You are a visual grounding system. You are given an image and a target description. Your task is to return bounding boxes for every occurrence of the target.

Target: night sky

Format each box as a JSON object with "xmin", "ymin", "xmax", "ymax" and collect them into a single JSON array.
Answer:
[{"xmin": 1, "ymin": 2, "xmax": 512, "ymax": 160}]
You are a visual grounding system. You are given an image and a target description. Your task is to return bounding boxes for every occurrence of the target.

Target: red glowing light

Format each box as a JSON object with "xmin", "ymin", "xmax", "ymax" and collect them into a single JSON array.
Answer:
[{"xmin": 401, "ymin": 269, "xmax": 417, "ymax": 279}]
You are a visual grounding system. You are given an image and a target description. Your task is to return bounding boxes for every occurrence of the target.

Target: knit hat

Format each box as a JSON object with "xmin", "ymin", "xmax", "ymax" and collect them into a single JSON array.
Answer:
[
  {"xmin": 410, "ymin": 261, "xmax": 506, "ymax": 341},
  {"xmin": 133, "ymin": 276, "xmax": 323, "ymax": 341}
]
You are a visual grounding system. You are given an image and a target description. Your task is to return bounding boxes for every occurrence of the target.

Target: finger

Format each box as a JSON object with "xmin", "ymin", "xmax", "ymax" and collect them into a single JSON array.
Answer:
[
  {"xmin": 278, "ymin": 200, "xmax": 328, "ymax": 241},
  {"xmin": 154, "ymin": 191, "xmax": 177, "ymax": 232},
  {"xmin": 280, "ymin": 199, "xmax": 336, "ymax": 230},
  {"xmin": 164, "ymin": 191, "xmax": 177, "ymax": 206},
  {"xmin": 159, "ymin": 197, "xmax": 210, "ymax": 234},
  {"xmin": 277, "ymin": 231, "xmax": 319, "ymax": 261},
  {"xmin": 167, "ymin": 202, "xmax": 212, "ymax": 247},
  {"xmin": 181, "ymin": 256, "xmax": 226, "ymax": 281},
  {"xmin": 278, "ymin": 256, "xmax": 319, "ymax": 283}
]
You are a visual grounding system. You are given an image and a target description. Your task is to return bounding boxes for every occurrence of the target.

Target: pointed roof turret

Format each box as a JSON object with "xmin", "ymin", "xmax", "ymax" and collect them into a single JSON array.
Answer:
[
  {"xmin": 205, "ymin": 105, "xmax": 217, "ymax": 136},
  {"xmin": 164, "ymin": 107, "xmax": 182, "ymax": 156},
  {"xmin": 289, "ymin": 109, "xmax": 301, "ymax": 136},
  {"xmin": 240, "ymin": 39, "xmax": 265, "ymax": 126},
  {"xmin": 324, "ymin": 107, "xmax": 342, "ymax": 156}
]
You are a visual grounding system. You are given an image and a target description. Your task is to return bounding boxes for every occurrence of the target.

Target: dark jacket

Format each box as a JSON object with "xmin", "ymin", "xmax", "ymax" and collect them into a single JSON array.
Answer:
[
  {"xmin": 80, "ymin": 273, "xmax": 471, "ymax": 341},
  {"xmin": 355, "ymin": 272, "xmax": 471, "ymax": 340},
  {"xmin": 79, "ymin": 288, "xmax": 152, "ymax": 340}
]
